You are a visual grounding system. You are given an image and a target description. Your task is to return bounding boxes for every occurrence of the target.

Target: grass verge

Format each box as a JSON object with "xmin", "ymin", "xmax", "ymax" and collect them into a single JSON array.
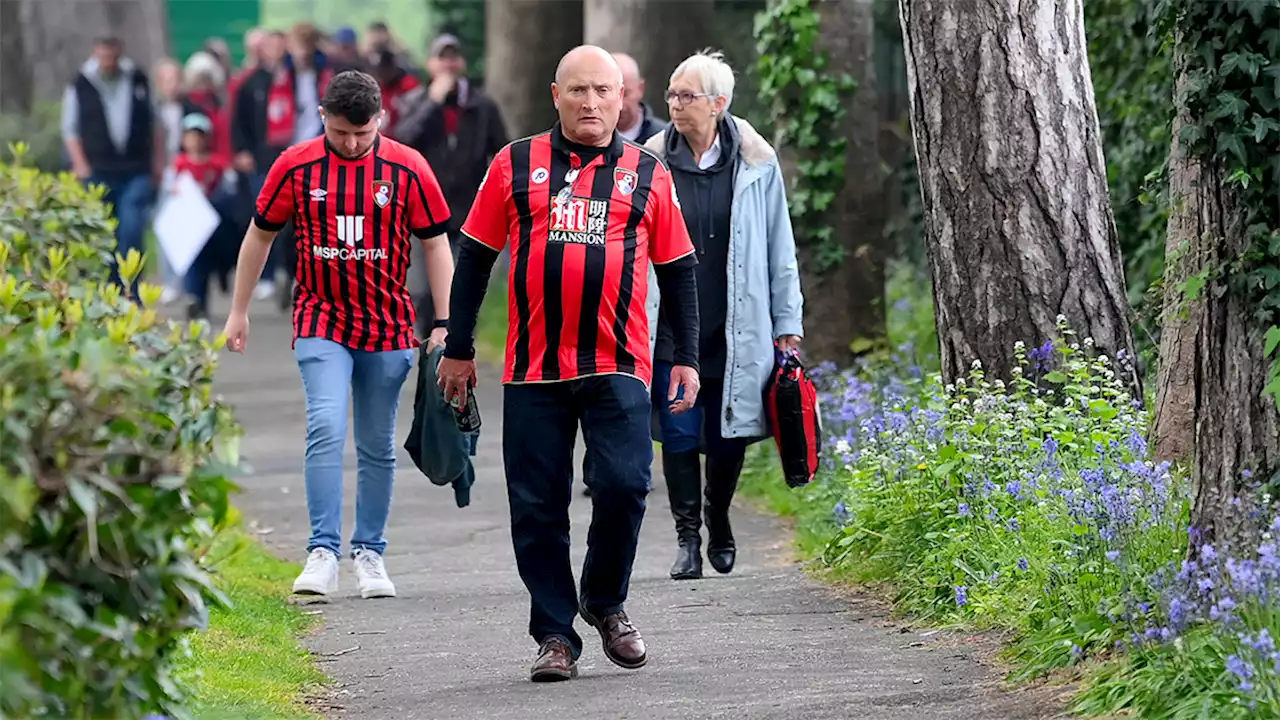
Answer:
[
  {"xmin": 176, "ymin": 519, "xmax": 328, "ymax": 720},
  {"xmin": 475, "ymin": 269, "xmax": 509, "ymax": 364}
]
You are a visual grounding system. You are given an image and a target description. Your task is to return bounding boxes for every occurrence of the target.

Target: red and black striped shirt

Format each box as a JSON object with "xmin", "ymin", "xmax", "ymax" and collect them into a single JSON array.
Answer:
[
  {"xmin": 462, "ymin": 127, "xmax": 695, "ymax": 387},
  {"xmin": 254, "ymin": 135, "xmax": 451, "ymax": 351}
]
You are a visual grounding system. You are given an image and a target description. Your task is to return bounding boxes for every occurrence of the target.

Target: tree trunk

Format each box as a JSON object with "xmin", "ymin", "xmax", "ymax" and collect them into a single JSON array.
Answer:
[
  {"xmin": 583, "ymin": 0, "xmax": 716, "ymax": 122},
  {"xmin": 1165, "ymin": 56, "xmax": 1280, "ymax": 552},
  {"xmin": 783, "ymin": 0, "xmax": 884, "ymax": 366},
  {"xmin": 1150, "ymin": 62, "xmax": 1200, "ymax": 466},
  {"xmin": 16, "ymin": 0, "xmax": 170, "ymax": 106},
  {"xmin": 485, "ymin": 0, "xmax": 584, "ymax": 139},
  {"xmin": 0, "ymin": 0, "xmax": 33, "ymax": 114},
  {"xmin": 899, "ymin": 0, "xmax": 1140, "ymax": 392}
]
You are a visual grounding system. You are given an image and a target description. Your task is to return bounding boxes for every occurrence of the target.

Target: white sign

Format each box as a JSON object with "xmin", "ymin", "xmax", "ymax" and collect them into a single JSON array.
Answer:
[{"xmin": 151, "ymin": 171, "xmax": 220, "ymax": 278}]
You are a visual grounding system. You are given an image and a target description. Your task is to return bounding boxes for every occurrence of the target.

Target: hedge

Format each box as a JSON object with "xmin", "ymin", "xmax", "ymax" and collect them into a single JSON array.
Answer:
[{"xmin": 0, "ymin": 144, "xmax": 240, "ymax": 719}]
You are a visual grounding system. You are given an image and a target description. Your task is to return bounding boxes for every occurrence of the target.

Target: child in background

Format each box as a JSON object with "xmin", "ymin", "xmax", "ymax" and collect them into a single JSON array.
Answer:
[{"xmin": 167, "ymin": 113, "xmax": 236, "ymax": 320}]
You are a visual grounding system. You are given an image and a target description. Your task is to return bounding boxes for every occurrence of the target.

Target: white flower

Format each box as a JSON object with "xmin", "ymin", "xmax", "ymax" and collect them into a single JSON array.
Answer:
[
  {"xmin": 835, "ymin": 439, "xmax": 852, "ymax": 456},
  {"xmin": 972, "ymin": 359, "xmax": 983, "ymax": 370},
  {"xmin": 1056, "ymin": 314, "xmax": 1067, "ymax": 324},
  {"xmin": 1084, "ymin": 337, "xmax": 1095, "ymax": 347}
]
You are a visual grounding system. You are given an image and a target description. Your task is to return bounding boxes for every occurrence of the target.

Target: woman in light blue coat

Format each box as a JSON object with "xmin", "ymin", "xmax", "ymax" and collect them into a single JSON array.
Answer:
[{"xmin": 645, "ymin": 50, "xmax": 804, "ymax": 581}]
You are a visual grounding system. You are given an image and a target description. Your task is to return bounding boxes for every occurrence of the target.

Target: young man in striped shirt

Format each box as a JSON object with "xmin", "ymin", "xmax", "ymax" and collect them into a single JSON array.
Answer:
[
  {"xmin": 222, "ymin": 70, "xmax": 455, "ymax": 600},
  {"xmin": 438, "ymin": 46, "xmax": 701, "ymax": 682}
]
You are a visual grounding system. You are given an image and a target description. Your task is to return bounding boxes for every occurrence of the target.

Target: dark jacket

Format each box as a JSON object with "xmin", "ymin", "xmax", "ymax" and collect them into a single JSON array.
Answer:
[
  {"xmin": 653, "ymin": 116, "xmax": 740, "ymax": 378},
  {"xmin": 404, "ymin": 345, "xmax": 480, "ymax": 508},
  {"xmin": 69, "ymin": 60, "xmax": 155, "ymax": 176},
  {"xmin": 394, "ymin": 79, "xmax": 508, "ymax": 234},
  {"xmin": 232, "ymin": 52, "xmax": 331, "ymax": 173},
  {"xmin": 626, "ymin": 101, "xmax": 667, "ymax": 144}
]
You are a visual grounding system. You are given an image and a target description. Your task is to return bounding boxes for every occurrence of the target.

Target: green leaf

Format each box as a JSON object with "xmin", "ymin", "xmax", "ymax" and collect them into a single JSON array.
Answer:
[
  {"xmin": 1264, "ymin": 325, "xmax": 1280, "ymax": 357},
  {"xmin": 1044, "ymin": 371, "xmax": 1070, "ymax": 384}
]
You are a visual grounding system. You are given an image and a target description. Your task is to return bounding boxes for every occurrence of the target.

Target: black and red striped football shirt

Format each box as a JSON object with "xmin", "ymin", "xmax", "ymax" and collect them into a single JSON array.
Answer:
[
  {"xmin": 462, "ymin": 126, "xmax": 695, "ymax": 387},
  {"xmin": 254, "ymin": 135, "xmax": 450, "ymax": 351}
]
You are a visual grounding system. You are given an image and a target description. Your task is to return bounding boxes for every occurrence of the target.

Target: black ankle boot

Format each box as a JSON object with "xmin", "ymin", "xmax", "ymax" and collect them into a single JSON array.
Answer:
[
  {"xmin": 704, "ymin": 452, "xmax": 745, "ymax": 574},
  {"xmin": 663, "ymin": 449, "xmax": 703, "ymax": 580}
]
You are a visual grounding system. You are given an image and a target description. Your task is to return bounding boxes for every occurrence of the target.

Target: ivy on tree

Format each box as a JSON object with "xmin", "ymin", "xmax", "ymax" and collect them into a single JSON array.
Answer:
[
  {"xmin": 1158, "ymin": 0, "xmax": 1280, "ymax": 405},
  {"xmin": 754, "ymin": 0, "xmax": 857, "ymax": 272}
]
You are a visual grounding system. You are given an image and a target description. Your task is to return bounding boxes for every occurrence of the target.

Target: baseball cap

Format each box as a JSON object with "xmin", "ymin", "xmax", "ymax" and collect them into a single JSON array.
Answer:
[
  {"xmin": 429, "ymin": 33, "xmax": 462, "ymax": 57},
  {"xmin": 181, "ymin": 113, "xmax": 213, "ymax": 134},
  {"xmin": 334, "ymin": 26, "xmax": 357, "ymax": 46}
]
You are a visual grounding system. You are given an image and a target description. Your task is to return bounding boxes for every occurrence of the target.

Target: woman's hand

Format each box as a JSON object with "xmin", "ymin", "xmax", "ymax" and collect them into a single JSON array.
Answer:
[{"xmin": 777, "ymin": 335, "xmax": 802, "ymax": 354}]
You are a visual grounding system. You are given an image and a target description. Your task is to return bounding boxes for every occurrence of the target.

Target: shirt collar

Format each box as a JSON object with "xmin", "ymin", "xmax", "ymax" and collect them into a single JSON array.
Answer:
[{"xmin": 550, "ymin": 122, "xmax": 625, "ymax": 162}]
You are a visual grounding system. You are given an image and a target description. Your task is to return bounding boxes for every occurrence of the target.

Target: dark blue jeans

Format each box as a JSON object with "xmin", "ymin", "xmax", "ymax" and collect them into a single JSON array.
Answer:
[
  {"xmin": 89, "ymin": 172, "xmax": 153, "ymax": 294},
  {"xmin": 503, "ymin": 374, "xmax": 654, "ymax": 658}
]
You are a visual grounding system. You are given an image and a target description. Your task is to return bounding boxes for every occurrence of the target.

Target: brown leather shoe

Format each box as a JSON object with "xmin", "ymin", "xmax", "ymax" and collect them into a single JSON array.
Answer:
[
  {"xmin": 530, "ymin": 638, "xmax": 578, "ymax": 682},
  {"xmin": 580, "ymin": 608, "xmax": 647, "ymax": 669}
]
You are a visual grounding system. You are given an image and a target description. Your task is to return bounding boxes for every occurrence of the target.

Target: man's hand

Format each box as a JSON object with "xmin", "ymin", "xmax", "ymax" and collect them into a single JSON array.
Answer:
[
  {"xmin": 667, "ymin": 364, "xmax": 700, "ymax": 415},
  {"xmin": 437, "ymin": 356, "xmax": 477, "ymax": 409},
  {"xmin": 426, "ymin": 326, "xmax": 447, "ymax": 351},
  {"xmin": 223, "ymin": 312, "xmax": 250, "ymax": 353},
  {"xmin": 72, "ymin": 160, "xmax": 92, "ymax": 181},
  {"xmin": 427, "ymin": 72, "xmax": 455, "ymax": 104},
  {"xmin": 777, "ymin": 334, "xmax": 802, "ymax": 354}
]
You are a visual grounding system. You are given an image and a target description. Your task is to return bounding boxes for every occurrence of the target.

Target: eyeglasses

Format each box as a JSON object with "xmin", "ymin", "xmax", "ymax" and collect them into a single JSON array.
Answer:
[{"xmin": 665, "ymin": 90, "xmax": 711, "ymax": 107}]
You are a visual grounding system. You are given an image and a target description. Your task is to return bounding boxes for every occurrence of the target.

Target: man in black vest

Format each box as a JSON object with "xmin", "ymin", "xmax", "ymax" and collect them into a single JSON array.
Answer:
[{"xmin": 61, "ymin": 36, "xmax": 165, "ymax": 295}]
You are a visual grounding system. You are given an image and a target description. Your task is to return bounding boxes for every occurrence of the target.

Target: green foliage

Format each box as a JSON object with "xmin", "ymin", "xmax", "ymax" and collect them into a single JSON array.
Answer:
[
  {"xmin": 0, "ymin": 145, "xmax": 240, "ymax": 719},
  {"xmin": 754, "ymin": 0, "xmax": 858, "ymax": 272},
  {"xmin": 0, "ymin": 104, "xmax": 68, "ymax": 174},
  {"xmin": 1085, "ymin": 0, "xmax": 1175, "ymax": 316},
  {"xmin": 1155, "ymin": 0, "xmax": 1280, "ymax": 406}
]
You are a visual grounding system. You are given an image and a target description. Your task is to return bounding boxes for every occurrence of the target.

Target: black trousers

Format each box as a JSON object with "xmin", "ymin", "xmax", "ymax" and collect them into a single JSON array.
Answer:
[{"xmin": 502, "ymin": 374, "xmax": 653, "ymax": 657}]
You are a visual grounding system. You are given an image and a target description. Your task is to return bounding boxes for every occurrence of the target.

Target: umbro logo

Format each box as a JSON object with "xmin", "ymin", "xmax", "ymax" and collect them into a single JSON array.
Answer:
[{"xmin": 310, "ymin": 188, "xmax": 327, "ymax": 201}]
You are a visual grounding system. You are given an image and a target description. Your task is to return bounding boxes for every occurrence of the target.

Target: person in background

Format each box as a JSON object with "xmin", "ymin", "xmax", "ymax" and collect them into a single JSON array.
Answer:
[
  {"xmin": 232, "ymin": 24, "xmax": 331, "ymax": 304},
  {"xmin": 613, "ymin": 52, "xmax": 666, "ymax": 143},
  {"xmin": 644, "ymin": 50, "xmax": 804, "ymax": 581},
  {"xmin": 151, "ymin": 57, "xmax": 188, "ymax": 304},
  {"xmin": 203, "ymin": 37, "xmax": 233, "ymax": 82},
  {"xmin": 369, "ymin": 48, "xmax": 419, "ymax": 141},
  {"xmin": 395, "ymin": 33, "xmax": 507, "ymax": 336},
  {"xmin": 227, "ymin": 27, "xmax": 265, "ymax": 116},
  {"xmin": 364, "ymin": 21, "xmax": 394, "ymax": 54},
  {"xmin": 181, "ymin": 51, "xmax": 229, "ymax": 161},
  {"xmin": 164, "ymin": 113, "xmax": 233, "ymax": 320},
  {"xmin": 328, "ymin": 26, "xmax": 365, "ymax": 73},
  {"xmin": 61, "ymin": 36, "xmax": 166, "ymax": 296}
]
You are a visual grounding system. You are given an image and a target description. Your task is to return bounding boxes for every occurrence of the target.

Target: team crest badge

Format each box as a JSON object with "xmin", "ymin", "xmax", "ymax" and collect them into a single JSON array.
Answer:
[
  {"xmin": 372, "ymin": 180, "xmax": 393, "ymax": 208},
  {"xmin": 614, "ymin": 167, "xmax": 637, "ymax": 196}
]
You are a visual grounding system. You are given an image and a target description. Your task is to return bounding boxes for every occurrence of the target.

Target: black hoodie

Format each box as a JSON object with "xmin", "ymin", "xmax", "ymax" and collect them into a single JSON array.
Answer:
[{"xmin": 654, "ymin": 116, "xmax": 740, "ymax": 378}]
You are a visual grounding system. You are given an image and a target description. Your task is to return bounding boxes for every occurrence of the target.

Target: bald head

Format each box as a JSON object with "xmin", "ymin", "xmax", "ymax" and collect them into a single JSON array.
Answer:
[
  {"xmin": 612, "ymin": 52, "xmax": 641, "ymax": 84},
  {"xmin": 555, "ymin": 45, "xmax": 621, "ymax": 85},
  {"xmin": 551, "ymin": 44, "xmax": 624, "ymax": 147}
]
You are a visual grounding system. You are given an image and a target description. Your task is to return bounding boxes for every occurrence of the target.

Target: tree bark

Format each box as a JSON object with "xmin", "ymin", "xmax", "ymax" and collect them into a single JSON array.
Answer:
[
  {"xmin": 1150, "ymin": 61, "xmax": 1200, "ymax": 466},
  {"xmin": 781, "ymin": 0, "xmax": 884, "ymax": 366},
  {"xmin": 583, "ymin": 0, "xmax": 716, "ymax": 121},
  {"xmin": 0, "ymin": 0, "xmax": 33, "ymax": 114},
  {"xmin": 899, "ymin": 0, "xmax": 1140, "ymax": 392},
  {"xmin": 485, "ymin": 0, "xmax": 584, "ymax": 139},
  {"xmin": 1163, "ymin": 56, "xmax": 1280, "ymax": 552}
]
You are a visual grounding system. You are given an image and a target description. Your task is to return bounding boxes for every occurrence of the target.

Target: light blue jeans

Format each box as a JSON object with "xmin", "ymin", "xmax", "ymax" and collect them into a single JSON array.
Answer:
[{"xmin": 295, "ymin": 337, "xmax": 416, "ymax": 557}]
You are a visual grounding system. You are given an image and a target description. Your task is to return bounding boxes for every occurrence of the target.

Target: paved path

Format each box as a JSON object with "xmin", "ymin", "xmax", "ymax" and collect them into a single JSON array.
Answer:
[{"xmin": 211, "ymin": 299, "xmax": 1066, "ymax": 720}]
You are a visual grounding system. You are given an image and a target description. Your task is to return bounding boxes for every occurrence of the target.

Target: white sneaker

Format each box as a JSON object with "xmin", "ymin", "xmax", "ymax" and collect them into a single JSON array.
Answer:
[
  {"xmin": 292, "ymin": 548, "xmax": 340, "ymax": 596},
  {"xmin": 352, "ymin": 548, "xmax": 396, "ymax": 599}
]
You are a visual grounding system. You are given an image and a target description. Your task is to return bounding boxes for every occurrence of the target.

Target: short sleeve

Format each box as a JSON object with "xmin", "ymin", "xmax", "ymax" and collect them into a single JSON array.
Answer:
[
  {"xmin": 253, "ymin": 152, "xmax": 297, "ymax": 232},
  {"xmin": 646, "ymin": 167, "xmax": 695, "ymax": 265},
  {"xmin": 460, "ymin": 150, "xmax": 512, "ymax": 252},
  {"xmin": 408, "ymin": 152, "xmax": 452, "ymax": 239}
]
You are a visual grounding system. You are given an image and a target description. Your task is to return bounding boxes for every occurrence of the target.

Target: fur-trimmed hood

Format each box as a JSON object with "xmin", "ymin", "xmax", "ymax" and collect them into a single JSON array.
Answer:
[{"xmin": 643, "ymin": 114, "xmax": 776, "ymax": 168}]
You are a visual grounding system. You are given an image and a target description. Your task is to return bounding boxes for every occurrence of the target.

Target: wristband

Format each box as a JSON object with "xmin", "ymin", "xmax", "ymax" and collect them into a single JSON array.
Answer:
[{"xmin": 432, "ymin": 318, "xmax": 449, "ymax": 330}]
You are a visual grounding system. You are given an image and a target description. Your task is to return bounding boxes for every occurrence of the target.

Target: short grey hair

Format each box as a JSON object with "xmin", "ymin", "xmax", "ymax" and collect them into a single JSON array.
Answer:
[{"xmin": 669, "ymin": 49, "xmax": 735, "ymax": 112}]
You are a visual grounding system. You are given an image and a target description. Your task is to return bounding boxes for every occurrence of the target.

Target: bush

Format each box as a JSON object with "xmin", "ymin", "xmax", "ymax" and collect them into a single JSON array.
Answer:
[
  {"xmin": 0, "ymin": 145, "xmax": 239, "ymax": 719},
  {"xmin": 0, "ymin": 103, "xmax": 68, "ymax": 174},
  {"xmin": 750, "ymin": 314, "xmax": 1193, "ymax": 672}
]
